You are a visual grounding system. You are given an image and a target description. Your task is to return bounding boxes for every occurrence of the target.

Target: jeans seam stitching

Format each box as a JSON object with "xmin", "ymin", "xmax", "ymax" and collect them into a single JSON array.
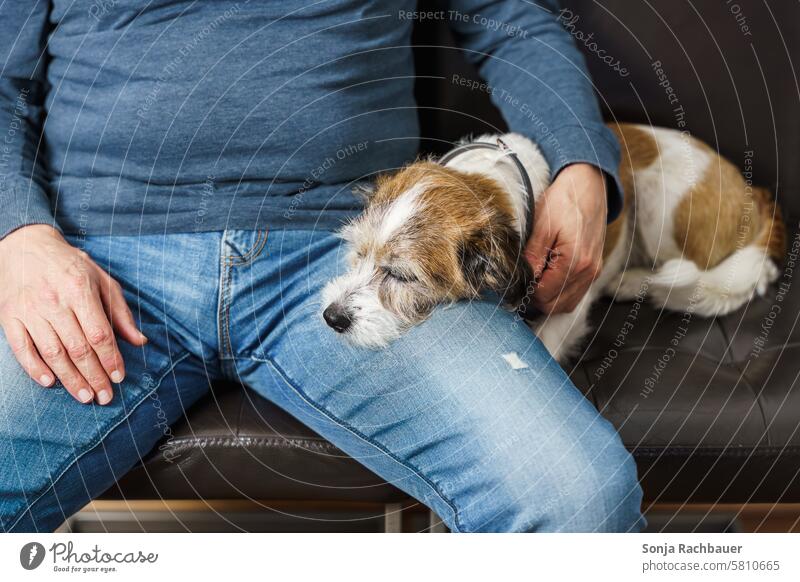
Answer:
[
  {"xmin": 216, "ymin": 234, "xmax": 227, "ymax": 361},
  {"xmin": 248, "ymin": 354, "xmax": 464, "ymax": 532},
  {"xmin": 231, "ymin": 229, "xmax": 268, "ymax": 266},
  {"xmin": 221, "ymin": 257, "xmax": 233, "ymax": 359},
  {"xmin": 4, "ymin": 351, "xmax": 192, "ymax": 532},
  {"xmin": 229, "ymin": 229, "xmax": 263, "ymax": 264},
  {"xmin": 219, "ymin": 231, "xmax": 268, "ymax": 361}
]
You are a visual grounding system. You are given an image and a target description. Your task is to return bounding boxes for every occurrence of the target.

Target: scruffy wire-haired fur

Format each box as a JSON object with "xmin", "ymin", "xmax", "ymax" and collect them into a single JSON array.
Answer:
[{"xmin": 322, "ymin": 125, "xmax": 785, "ymax": 361}]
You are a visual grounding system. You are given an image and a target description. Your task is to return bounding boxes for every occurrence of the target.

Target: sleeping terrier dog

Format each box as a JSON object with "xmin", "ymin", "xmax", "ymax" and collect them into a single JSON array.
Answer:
[{"xmin": 321, "ymin": 123, "xmax": 785, "ymax": 361}]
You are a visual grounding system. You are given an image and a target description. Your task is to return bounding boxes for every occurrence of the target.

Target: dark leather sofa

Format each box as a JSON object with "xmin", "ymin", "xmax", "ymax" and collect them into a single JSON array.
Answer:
[{"xmin": 102, "ymin": 1, "xmax": 800, "ymax": 524}]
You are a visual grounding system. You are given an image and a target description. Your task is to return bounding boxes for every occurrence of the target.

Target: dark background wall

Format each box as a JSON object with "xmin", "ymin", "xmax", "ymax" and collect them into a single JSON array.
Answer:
[{"xmin": 413, "ymin": 0, "xmax": 799, "ymax": 214}]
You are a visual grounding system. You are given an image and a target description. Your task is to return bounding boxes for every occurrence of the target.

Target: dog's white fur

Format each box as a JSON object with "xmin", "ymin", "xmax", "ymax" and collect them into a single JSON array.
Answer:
[
  {"xmin": 481, "ymin": 128, "xmax": 779, "ymax": 360},
  {"xmin": 320, "ymin": 259, "xmax": 406, "ymax": 348},
  {"xmin": 443, "ymin": 132, "xmax": 615, "ymax": 360},
  {"xmin": 322, "ymin": 126, "xmax": 782, "ymax": 360}
]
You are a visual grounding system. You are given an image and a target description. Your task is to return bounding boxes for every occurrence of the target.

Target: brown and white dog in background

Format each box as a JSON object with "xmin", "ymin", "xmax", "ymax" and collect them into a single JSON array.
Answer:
[{"xmin": 321, "ymin": 123, "xmax": 785, "ymax": 361}]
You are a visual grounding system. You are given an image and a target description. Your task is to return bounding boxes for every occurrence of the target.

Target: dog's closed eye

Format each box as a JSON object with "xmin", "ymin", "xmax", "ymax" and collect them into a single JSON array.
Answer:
[{"xmin": 381, "ymin": 265, "xmax": 416, "ymax": 283}]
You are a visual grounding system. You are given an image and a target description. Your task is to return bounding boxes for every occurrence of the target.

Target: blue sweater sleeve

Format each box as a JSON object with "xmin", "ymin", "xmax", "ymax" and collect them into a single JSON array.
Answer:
[
  {"xmin": 445, "ymin": 0, "xmax": 623, "ymax": 220},
  {"xmin": 0, "ymin": 1, "xmax": 58, "ymax": 240}
]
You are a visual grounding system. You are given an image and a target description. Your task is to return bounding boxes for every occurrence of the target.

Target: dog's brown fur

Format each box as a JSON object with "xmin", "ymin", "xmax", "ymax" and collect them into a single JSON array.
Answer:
[
  {"xmin": 360, "ymin": 161, "xmax": 532, "ymax": 307},
  {"xmin": 755, "ymin": 186, "xmax": 786, "ymax": 260},
  {"xmin": 325, "ymin": 125, "xmax": 787, "ymax": 354},
  {"xmin": 362, "ymin": 125, "xmax": 784, "ymax": 313},
  {"xmin": 673, "ymin": 137, "xmax": 784, "ymax": 269},
  {"xmin": 604, "ymin": 123, "xmax": 657, "ymax": 260},
  {"xmin": 606, "ymin": 123, "xmax": 784, "ymax": 270}
]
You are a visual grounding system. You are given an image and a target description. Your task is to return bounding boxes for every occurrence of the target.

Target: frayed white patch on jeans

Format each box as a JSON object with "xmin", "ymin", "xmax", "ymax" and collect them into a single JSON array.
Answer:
[{"xmin": 501, "ymin": 352, "xmax": 529, "ymax": 370}]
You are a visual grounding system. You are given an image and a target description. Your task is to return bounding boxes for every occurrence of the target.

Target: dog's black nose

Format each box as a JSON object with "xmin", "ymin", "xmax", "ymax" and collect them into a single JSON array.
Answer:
[{"xmin": 323, "ymin": 304, "xmax": 352, "ymax": 333}]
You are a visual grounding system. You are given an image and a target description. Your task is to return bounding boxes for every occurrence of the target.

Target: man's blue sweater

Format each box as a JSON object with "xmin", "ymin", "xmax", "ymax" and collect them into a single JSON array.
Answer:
[{"xmin": 0, "ymin": 0, "xmax": 622, "ymax": 238}]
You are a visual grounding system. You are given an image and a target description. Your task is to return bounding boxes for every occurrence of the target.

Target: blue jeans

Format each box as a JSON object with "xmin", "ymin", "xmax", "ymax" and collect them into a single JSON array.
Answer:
[{"xmin": 0, "ymin": 229, "xmax": 644, "ymax": 532}]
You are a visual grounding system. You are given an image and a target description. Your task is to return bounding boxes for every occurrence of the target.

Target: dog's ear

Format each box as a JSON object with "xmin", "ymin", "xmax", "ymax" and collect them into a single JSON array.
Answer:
[
  {"xmin": 351, "ymin": 182, "xmax": 377, "ymax": 204},
  {"xmin": 458, "ymin": 222, "xmax": 534, "ymax": 308}
]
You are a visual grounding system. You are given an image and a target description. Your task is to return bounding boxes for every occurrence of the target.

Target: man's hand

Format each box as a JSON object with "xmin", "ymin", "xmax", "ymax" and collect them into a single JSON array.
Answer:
[
  {"xmin": 524, "ymin": 163, "xmax": 607, "ymax": 314},
  {"xmin": 0, "ymin": 225, "xmax": 146, "ymax": 405}
]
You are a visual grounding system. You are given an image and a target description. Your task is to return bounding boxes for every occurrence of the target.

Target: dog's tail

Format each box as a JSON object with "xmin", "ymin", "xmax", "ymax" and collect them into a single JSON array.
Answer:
[{"xmin": 642, "ymin": 187, "xmax": 785, "ymax": 316}]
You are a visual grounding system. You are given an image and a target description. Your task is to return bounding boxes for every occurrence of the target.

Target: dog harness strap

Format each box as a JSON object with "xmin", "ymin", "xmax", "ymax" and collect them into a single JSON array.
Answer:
[{"xmin": 438, "ymin": 140, "xmax": 536, "ymax": 241}]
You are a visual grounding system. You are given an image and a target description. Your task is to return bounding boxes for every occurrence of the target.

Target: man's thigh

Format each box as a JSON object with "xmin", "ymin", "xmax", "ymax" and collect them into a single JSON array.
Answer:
[
  {"xmin": 0, "ymin": 233, "xmax": 219, "ymax": 532},
  {"xmin": 0, "ymin": 322, "xmax": 212, "ymax": 531},
  {"xmin": 235, "ymin": 230, "xmax": 641, "ymax": 532}
]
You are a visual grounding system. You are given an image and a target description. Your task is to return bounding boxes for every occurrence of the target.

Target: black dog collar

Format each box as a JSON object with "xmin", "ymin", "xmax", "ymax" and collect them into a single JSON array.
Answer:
[{"xmin": 438, "ymin": 138, "xmax": 536, "ymax": 241}]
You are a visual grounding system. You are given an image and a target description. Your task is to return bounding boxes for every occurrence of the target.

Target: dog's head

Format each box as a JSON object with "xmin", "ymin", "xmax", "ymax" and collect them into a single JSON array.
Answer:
[{"xmin": 321, "ymin": 161, "xmax": 534, "ymax": 348}]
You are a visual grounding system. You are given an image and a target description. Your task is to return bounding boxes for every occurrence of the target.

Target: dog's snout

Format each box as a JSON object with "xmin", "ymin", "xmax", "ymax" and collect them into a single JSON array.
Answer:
[{"xmin": 323, "ymin": 303, "xmax": 353, "ymax": 333}]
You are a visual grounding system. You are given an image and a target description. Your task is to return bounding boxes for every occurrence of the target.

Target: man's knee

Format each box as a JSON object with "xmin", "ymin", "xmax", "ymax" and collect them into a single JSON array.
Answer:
[
  {"xmin": 454, "ymin": 419, "xmax": 643, "ymax": 533},
  {"xmin": 548, "ymin": 439, "xmax": 644, "ymax": 532}
]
